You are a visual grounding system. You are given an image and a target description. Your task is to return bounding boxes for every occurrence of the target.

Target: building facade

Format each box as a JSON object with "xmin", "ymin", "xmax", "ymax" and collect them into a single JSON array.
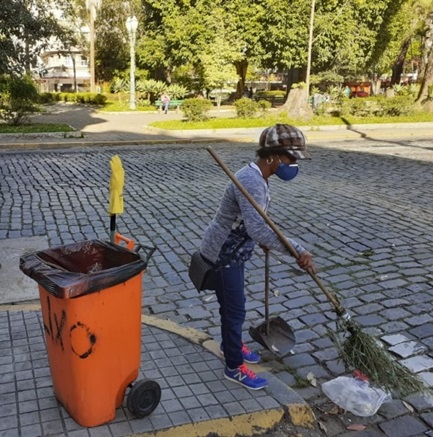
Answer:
[{"xmin": 36, "ymin": 45, "xmax": 90, "ymax": 93}]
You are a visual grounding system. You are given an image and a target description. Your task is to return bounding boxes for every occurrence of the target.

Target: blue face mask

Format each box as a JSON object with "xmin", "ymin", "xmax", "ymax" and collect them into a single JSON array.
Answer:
[{"xmin": 275, "ymin": 163, "xmax": 299, "ymax": 181}]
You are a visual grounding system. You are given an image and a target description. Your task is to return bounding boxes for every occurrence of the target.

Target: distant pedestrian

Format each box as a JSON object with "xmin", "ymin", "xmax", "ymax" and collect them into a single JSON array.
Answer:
[
  {"xmin": 248, "ymin": 87, "xmax": 254, "ymax": 98},
  {"xmin": 161, "ymin": 93, "xmax": 170, "ymax": 114}
]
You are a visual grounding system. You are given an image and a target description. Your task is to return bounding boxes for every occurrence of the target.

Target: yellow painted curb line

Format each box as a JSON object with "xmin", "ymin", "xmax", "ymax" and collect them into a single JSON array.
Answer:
[
  {"xmin": 287, "ymin": 404, "xmax": 316, "ymax": 428},
  {"xmin": 0, "ymin": 303, "xmax": 41, "ymax": 312},
  {"xmin": 128, "ymin": 409, "xmax": 285, "ymax": 437},
  {"xmin": 141, "ymin": 314, "xmax": 210, "ymax": 344}
]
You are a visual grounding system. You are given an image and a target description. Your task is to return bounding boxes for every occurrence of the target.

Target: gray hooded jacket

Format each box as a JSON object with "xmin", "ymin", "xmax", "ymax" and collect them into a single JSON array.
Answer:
[{"xmin": 200, "ymin": 163, "xmax": 305, "ymax": 265}]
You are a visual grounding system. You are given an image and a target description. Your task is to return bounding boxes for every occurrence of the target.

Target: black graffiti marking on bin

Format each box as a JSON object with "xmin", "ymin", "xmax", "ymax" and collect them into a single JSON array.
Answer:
[
  {"xmin": 44, "ymin": 296, "xmax": 54, "ymax": 341},
  {"xmin": 70, "ymin": 321, "xmax": 97, "ymax": 359},
  {"xmin": 54, "ymin": 310, "xmax": 67, "ymax": 351},
  {"xmin": 44, "ymin": 296, "xmax": 67, "ymax": 350}
]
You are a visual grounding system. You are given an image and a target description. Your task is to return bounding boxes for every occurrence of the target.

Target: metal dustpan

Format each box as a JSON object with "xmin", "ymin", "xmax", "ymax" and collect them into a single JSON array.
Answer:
[{"xmin": 249, "ymin": 251, "xmax": 296, "ymax": 358}]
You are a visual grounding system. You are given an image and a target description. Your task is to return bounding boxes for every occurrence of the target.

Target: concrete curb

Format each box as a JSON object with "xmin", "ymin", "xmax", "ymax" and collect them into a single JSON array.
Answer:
[
  {"xmin": 0, "ymin": 127, "xmax": 82, "ymax": 140},
  {"xmin": 0, "ymin": 138, "xmax": 234, "ymax": 151},
  {"xmin": 1, "ymin": 121, "xmax": 432, "ymax": 152},
  {"xmin": 144, "ymin": 121, "xmax": 433, "ymax": 137},
  {"xmin": 0, "ymin": 303, "xmax": 317, "ymax": 435}
]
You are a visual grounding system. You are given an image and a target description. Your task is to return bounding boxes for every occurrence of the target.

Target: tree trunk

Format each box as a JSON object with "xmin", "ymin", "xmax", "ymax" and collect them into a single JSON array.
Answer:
[
  {"xmin": 391, "ymin": 38, "xmax": 410, "ymax": 85},
  {"xmin": 281, "ymin": 88, "xmax": 313, "ymax": 120},
  {"xmin": 418, "ymin": 15, "xmax": 433, "ymax": 83},
  {"xmin": 72, "ymin": 54, "xmax": 77, "ymax": 92},
  {"xmin": 165, "ymin": 68, "xmax": 172, "ymax": 84},
  {"xmin": 25, "ymin": 39, "xmax": 31, "ymax": 74},
  {"xmin": 235, "ymin": 60, "xmax": 248, "ymax": 99},
  {"xmin": 371, "ymin": 79, "xmax": 382, "ymax": 96},
  {"xmin": 416, "ymin": 43, "xmax": 433, "ymax": 105}
]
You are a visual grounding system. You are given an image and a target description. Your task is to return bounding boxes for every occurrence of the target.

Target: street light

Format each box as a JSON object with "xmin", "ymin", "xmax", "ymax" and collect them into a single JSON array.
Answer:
[
  {"xmin": 125, "ymin": 16, "xmax": 138, "ymax": 110},
  {"xmin": 86, "ymin": 0, "xmax": 101, "ymax": 93}
]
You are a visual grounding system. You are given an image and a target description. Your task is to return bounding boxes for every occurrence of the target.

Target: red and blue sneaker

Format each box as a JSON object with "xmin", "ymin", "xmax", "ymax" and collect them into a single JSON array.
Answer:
[
  {"xmin": 220, "ymin": 342, "xmax": 261, "ymax": 364},
  {"xmin": 224, "ymin": 364, "xmax": 268, "ymax": 390}
]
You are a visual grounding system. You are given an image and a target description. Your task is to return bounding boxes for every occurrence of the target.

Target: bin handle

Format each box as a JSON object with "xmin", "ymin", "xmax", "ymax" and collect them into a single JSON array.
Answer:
[
  {"xmin": 134, "ymin": 243, "xmax": 157, "ymax": 265},
  {"xmin": 114, "ymin": 232, "xmax": 157, "ymax": 265},
  {"xmin": 114, "ymin": 232, "xmax": 135, "ymax": 250}
]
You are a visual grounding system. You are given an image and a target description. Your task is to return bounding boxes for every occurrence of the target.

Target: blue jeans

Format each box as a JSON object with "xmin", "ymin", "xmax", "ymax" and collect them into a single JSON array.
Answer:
[{"xmin": 215, "ymin": 263, "xmax": 245, "ymax": 369}]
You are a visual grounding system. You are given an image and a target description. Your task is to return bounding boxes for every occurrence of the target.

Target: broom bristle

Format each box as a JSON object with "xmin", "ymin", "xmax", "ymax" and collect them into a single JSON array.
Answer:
[{"xmin": 330, "ymin": 319, "xmax": 426, "ymax": 397}]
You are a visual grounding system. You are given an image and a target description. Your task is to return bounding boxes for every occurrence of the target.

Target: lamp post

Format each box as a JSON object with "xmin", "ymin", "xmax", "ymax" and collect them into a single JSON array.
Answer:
[
  {"xmin": 86, "ymin": 0, "xmax": 101, "ymax": 93},
  {"xmin": 125, "ymin": 16, "xmax": 138, "ymax": 110}
]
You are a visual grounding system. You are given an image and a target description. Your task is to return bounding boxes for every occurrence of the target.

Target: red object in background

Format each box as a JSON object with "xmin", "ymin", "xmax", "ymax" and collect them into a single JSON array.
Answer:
[
  {"xmin": 353, "ymin": 370, "xmax": 369, "ymax": 382},
  {"xmin": 353, "ymin": 90, "xmax": 369, "ymax": 97},
  {"xmin": 345, "ymin": 81, "xmax": 371, "ymax": 98}
]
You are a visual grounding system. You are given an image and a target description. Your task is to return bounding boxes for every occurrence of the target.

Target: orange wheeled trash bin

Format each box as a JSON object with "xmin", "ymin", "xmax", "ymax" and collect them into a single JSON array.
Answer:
[{"xmin": 20, "ymin": 238, "xmax": 161, "ymax": 427}]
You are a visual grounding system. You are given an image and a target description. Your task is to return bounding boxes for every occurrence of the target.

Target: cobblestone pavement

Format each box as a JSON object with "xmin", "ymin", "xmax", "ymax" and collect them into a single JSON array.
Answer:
[{"xmin": 1, "ymin": 137, "xmax": 433, "ymax": 436}]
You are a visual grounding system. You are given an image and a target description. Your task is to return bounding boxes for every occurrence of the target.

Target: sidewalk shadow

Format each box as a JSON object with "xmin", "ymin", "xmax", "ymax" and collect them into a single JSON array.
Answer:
[
  {"xmin": 27, "ymin": 103, "xmax": 240, "ymax": 144},
  {"xmin": 31, "ymin": 104, "xmax": 108, "ymax": 131},
  {"xmin": 340, "ymin": 116, "xmax": 433, "ymax": 151},
  {"xmin": 340, "ymin": 116, "xmax": 368, "ymax": 139}
]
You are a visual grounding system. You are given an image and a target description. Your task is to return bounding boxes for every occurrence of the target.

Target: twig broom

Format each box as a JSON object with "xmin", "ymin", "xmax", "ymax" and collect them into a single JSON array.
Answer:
[{"xmin": 207, "ymin": 146, "xmax": 426, "ymax": 396}]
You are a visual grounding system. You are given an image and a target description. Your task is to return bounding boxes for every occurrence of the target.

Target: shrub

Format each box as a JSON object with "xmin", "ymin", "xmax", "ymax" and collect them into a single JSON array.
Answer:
[
  {"xmin": 137, "ymin": 79, "xmax": 167, "ymax": 102},
  {"xmin": 374, "ymin": 96, "xmax": 415, "ymax": 117},
  {"xmin": 341, "ymin": 98, "xmax": 375, "ymax": 117},
  {"xmin": 291, "ymin": 82, "xmax": 307, "ymax": 89},
  {"xmin": 234, "ymin": 97, "xmax": 259, "ymax": 118},
  {"xmin": 255, "ymin": 90, "xmax": 285, "ymax": 98},
  {"xmin": 167, "ymin": 83, "xmax": 188, "ymax": 99},
  {"xmin": 57, "ymin": 92, "xmax": 106, "ymax": 105},
  {"xmin": 111, "ymin": 77, "xmax": 127, "ymax": 95},
  {"xmin": 181, "ymin": 98, "xmax": 212, "ymax": 121},
  {"xmin": 0, "ymin": 75, "xmax": 39, "ymax": 125},
  {"xmin": 257, "ymin": 99, "xmax": 272, "ymax": 113},
  {"xmin": 393, "ymin": 83, "xmax": 419, "ymax": 97},
  {"xmin": 340, "ymin": 95, "xmax": 416, "ymax": 118},
  {"xmin": 39, "ymin": 92, "xmax": 56, "ymax": 104},
  {"xmin": 137, "ymin": 96, "xmax": 151, "ymax": 107},
  {"xmin": 57, "ymin": 92, "xmax": 73, "ymax": 102}
]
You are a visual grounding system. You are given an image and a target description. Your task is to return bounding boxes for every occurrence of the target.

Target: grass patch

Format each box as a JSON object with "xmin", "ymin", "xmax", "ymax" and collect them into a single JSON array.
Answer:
[
  {"xmin": 99, "ymin": 101, "xmax": 157, "ymax": 112},
  {"xmin": 0, "ymin": 123, "xmax": 75, "ymax": 133},
  {"xmin": 150, "ymin": 111, "xmax": 433, "ymax": 130}
]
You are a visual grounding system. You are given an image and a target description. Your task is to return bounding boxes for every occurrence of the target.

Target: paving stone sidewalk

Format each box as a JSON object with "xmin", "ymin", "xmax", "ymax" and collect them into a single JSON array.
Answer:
[
  {"xmin": 1, "ymin": 134, "xmax": 433, "ymax": 436},
  {"xmin": 1, "ymin": 309, "xmax": 313, "ymax": 437}
]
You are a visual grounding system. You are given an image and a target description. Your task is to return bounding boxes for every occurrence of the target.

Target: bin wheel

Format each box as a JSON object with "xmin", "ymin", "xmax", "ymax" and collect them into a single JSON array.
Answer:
[{"xmin": 127, "ymin": 379, "xmax": 161, "ymax": 418}]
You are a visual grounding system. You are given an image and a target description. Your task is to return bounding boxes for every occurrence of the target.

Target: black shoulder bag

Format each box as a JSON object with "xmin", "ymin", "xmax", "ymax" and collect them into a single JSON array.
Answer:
[{"xmin": 188, "ymin": 237, "xmax": 249, "ymax": 292}]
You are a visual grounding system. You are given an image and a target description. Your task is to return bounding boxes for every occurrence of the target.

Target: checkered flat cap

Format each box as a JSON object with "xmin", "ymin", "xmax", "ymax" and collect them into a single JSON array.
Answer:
[{"xmin": 259, "ymin": 124, "xmax": 310, "ymax": 159}]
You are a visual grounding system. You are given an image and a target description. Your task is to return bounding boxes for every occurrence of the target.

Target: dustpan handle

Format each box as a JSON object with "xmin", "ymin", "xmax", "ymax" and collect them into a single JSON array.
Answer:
[
  {"xmin": 265, "ymin": 250, "xmax": 270, "ymax": 335},
  {"xmin": 206, "ymin": 146, "xmax": 346, "ymax": 317}
]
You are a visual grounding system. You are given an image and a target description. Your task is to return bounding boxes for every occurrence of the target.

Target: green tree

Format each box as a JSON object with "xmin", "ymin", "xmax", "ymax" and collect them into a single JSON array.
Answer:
[
  {"xmin": 0, "ymin": 0, "xmax": 70, "ymax": 75},
  {"xmin": 94, "ymin": 0, "xmax": 138, "ymax": 82},
  {"xmin": 134, "ymin": 0, "xmax": 432, "ymax": 108},
  {"xmin": 198, "ymin": 11, "xmax": 242, "ymax": 107},
  {"xmin": 138, "ymin": 0, "xmax": 213, "ymax": 82}
]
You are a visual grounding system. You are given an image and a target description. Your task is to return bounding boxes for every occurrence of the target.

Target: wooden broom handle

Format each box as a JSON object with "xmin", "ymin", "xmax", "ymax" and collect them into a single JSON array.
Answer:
[{"xmin": 207, "ymin": 146, "xmax": 346, "ymax": 316}]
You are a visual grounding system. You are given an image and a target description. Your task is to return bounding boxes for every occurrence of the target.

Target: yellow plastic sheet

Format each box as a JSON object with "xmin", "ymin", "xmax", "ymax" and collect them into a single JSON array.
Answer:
[{"xmin": 109, "ymin": 155, "xmax": 124, "ymax": 215}]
